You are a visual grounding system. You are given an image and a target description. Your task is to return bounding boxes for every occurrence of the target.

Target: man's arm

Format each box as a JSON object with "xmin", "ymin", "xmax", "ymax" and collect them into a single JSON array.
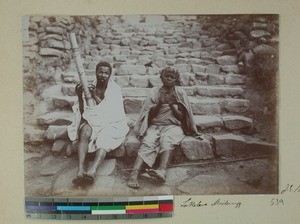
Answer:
[
  {"xmin": 88, "ymin": 84, "xmax": 103, "ymax": 105},
  {"xmin": 75, "ymin": 84, "xmax": 86, "ymax": 122},
  {"xmin": 169, "ymin": 103, "xmax": 184, "ymax": 121},
  {"xmin": 148, "ymin": 100, "xmax": 162, "ymax": 122},
  {"xmin": 148, "ymin": 88, "xmax": 167, "ymax": 123}
]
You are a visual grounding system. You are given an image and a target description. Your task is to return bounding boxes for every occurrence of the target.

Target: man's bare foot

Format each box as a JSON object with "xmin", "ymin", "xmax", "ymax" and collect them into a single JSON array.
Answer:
[
  {"xmin": 82, "ymin": 168, "xmax": 97, "ymax": 185},
  {"xmin": 86, "ymin": 168, "xmax": 97, "ymax": 178},
  {"xmin": 127, "ymin": 169, "xmax": 140, "ymax": 188},
  {"xmin": 127, "ymin": 176, "xmax": 140, "ymax": 188},
  {"xmin": 77, "ymin": 169, "xmax": 86, "ymax": 178},
  {"xmin": 147, "ymin": 169, "xmax": 166, "ymax": 182},
  {"xmin": 72, "ymin": 169, "xmax": 87, "ymax": 186}
]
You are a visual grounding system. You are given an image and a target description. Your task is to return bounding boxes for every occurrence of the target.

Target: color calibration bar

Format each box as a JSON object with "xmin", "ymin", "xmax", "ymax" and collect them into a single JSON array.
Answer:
[{"xmin": 25, "ymin": 195, "xmax": 174, "ymax": 220}]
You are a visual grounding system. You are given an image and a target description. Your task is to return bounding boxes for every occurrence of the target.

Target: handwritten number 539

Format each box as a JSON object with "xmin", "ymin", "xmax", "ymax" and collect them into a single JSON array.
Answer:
[{"xmin": 270, "ymin": 198, "xmax": 284, "ymax": 206}]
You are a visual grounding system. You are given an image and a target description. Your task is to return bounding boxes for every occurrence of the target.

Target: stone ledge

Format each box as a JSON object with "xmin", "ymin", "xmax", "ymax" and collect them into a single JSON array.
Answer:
[
  {"xmin": 37, "ymin": 111, "xmax": 73, "ymax": 126},
  {"xmin": 28, "ymin": 127, "xmax": 277, "ymax": 162},
  {"xmin": 222, "ymin": 115, "xmax": 253, "ymax": 130},
  {"xmin": 49, "ymin": 95, "xmax": 250, "ymax": 117},
  {"xmin": 61, "ymin": 85, "xmax": 245, "ymax": 98},
  {"xmin": 181, "ymin": 136, "xmax": 214, "ymax": 160},
  {"xmin": 213, "ymin": 134, "xmax": 246, "ymax": 157},
  {"xmin": 246, "ymin": 140, "xmax": 277, "ymax": 155}
]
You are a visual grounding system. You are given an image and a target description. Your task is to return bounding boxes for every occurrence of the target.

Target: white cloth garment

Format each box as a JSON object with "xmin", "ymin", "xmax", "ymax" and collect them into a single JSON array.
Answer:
[{"xmin": 67, "ymin": 78, "xmax": 129, "ymax": 153}]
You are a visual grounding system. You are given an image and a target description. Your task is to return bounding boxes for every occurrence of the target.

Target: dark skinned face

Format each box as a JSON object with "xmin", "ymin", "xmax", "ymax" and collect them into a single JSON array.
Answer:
[
  {"xmin": 161, "ymin": 72, "xmax": 178, "ymax": 88},
  {"xmin": 96, "ymin": 66, "xmax": 111, "ymax": 83}
]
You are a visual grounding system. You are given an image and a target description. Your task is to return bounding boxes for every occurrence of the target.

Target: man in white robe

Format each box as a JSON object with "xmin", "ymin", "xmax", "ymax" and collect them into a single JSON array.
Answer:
[{"xmin": 68, "ymin": 61, "xmax": 129, "ymax": 186}]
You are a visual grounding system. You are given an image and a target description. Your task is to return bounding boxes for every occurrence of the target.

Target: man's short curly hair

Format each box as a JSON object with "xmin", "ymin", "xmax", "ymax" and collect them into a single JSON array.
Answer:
[
  {"xmin": 95, "ymin": 61, "xmax": 112, "ymax": 75},
  {"xmin": 160, "ymin": 67, "xmax": 180, "ymax": 85}
]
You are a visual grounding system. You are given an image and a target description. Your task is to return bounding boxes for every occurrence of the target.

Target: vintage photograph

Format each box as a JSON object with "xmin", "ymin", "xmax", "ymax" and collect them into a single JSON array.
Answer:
[{"xmin": 23, "ymin": 14, "xmax": 279, "ymax": 197}]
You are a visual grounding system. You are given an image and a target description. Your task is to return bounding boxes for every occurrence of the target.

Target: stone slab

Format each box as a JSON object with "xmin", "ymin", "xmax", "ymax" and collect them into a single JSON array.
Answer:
[
  {"xmin": 47, "ymin": 39, "xmax": 65, "ymax": 50},
  {"xmin": 116, "ymin": 65, "xmax": 147, "ymax": 75},
  {"xmin": 24, "ymin": 152, "xmax": 42, "ymax": 161},
  {"xmin": 121, "ymin": 88, "xmax": 150, "ymax": 97},
  {"xmin": 86, "ymin": 176, "xmax": 115, "ymax": 196},
  {"xmin": 253, "ymin": 44, "xmax": 276, "ymax": 55},
  {"xmin": 225, "ymin": 73, "xmax": 246, "ymax": 85},
  {"xmin": 174, "ymin": 64, "xmax": 192, "ymax": 73},
  {"xmin": 191, "ymin": 64, "xmax": 206, "ymax": 73},
  {"xmin": 222, "ymin": 115, "xmax": 253, "ymax": 130},
  {"xmin": 37, "ymin": 111, "xmax": 73, "ymax": 126},
  {"xmin": 39, "ymin": 48, "xmax": 65, "ymax": 57},
  {"xmin": 40, "ymin": 155, "xmax": 70, "ymax": 176},
  {"xmin": 208, "ymin": 74, "xmax": 225, "ymax": 85},
  {"xmin": 123, "ymin": 97, "xmax": 145, "ymax": 114},
  {"xmin": 51, "ymin": 140, "xmax": 67, "ymax": 156},
  {"xmin": 61, "ymin": 84, "xmax": 77, "ymax": 96},
  {"xmin": 250, "ymin": 30, "xmax": 271, "ymax": 39},
  {"xmin": 246, "ymin": 141, "xmax": 277, "ymax": 155},
  {"xmin": 46, "ymin": 26, "xmax": 65, "ymax": 34},
  {"xmin": 45, "ymin": 125, "xmax": 68, "ymax": 140},
  {"xmin": 225, "ymin": 99, "xmax": 249, "ymax": 113},
  {"xmin": 52, "ymin": 96, "xmax": 76, "ymax": 109},
  {"xmin": 113, "ymin": 76, "xmax": 130, "ymax": 87},
  {"xmin": 24, "ymin": 125, "xmax": 45, "ymax": 144},
  {"xmin": 213, "ymin": 134, "xmax": 246, "ymax": 157},
  {"xmin": 222, "ymin": 65, "xmax": 240, "ymax": 73},
  {"xmin": 197, "ymin": 86, "xmax": 243, "ymax": 97},
  {"xmin": 189, "ymin": 98, "xmax": 221, "ymax": 115},
  {"xmin": 177, "ymin": 171, "xmax": 254, "ymax": 195},
  {"xmin": 179, "ymin": 73, "xmax": 195, "ymax": 86},
  {"xmin": 194, "ymin": 115, "xmax": 223, "ymax": 129},
  {"xmin": 165, "ymin": 167, "xmax": 190, "ymax": 186},
  {"xmin": 129, "ymin": 75, "xmax": 150, "ymax": 87},
  {"xmin": 216, "ymin": 55, "xmax": 237, "ymax": 66},
  {"xmin": 180, "ymin": 136, "xmax": 214, "ymax": 160},
  {"xmin": 52, "ymin": 167, "xmax": 87, "ymax": 196},
  {"xmin": 25, "ymin": 176, "xmax": 54, "ymax": 196}
]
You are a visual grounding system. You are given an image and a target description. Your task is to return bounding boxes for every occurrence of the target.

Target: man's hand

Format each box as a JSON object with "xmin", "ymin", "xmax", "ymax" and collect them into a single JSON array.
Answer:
[
  {"xmin": 88, "ymin": 84, "xmax": 96, "ymax": 97},
  {"xmin": 75, "ymin": 84, "xmax": 83, "ymax": 97},
  {"xmin": 159, "ymin": 88, "xmax": 177, "ymax": 105},
  {"xmin": 166, "ymin": 92, "xmax": 178, "ymax": 105}
]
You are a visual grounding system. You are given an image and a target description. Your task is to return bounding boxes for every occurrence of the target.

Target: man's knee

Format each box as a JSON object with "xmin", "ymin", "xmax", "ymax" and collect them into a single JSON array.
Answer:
[{"xmin": 79, "ymin": 124, "xmax": 92, "ymax": 140}]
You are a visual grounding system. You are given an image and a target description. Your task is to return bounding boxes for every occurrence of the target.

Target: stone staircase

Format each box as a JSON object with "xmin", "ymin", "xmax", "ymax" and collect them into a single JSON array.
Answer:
[
  {"xmin": 32, "ymin": 16, "xmax": 277, "ymax": 162},
  {"xmin": 23, "ymin": 15, "xmax": 279, "ymax": 196}
]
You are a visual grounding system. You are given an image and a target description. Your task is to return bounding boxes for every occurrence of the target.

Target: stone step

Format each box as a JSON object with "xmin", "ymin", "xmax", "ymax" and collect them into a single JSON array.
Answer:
[
  {"xmin": 36, "ymin": 122, "xmax": 275, "ymax": 161},
  {"xmin": 113, "ymin": 72, "xmax": 246, "ymax": 87},
  {"xmin": 43, "ymin": 113, "xmax": 253, "ymax": 141},
  {"xmin": 61, "ymin": 70, "xmax": 96, "ymax": 84},
  {"xmin": 61, "ymin": 84, "xmax": 244, "ymax": 98},
  {"xmin": 110, "ymin": 132, "xmax": 276, "ymax": 161},
  {"xmin": 124, "ymin": 96, "xmax": 249, "ymax": 115},
  {"xmin": 62, "ymin": 69, "xmax": 246, "ymax": 87},
  {"xmin": 126, "ymin": 114, "xmax": 253, "ymax": 131},
  {"xmin": 37, "ymin": 111, "xmax": 74, "ymax": 126},
  {"xmin": 50, "ymin": 95, "xmax": 249, "ymax": 115},
  {"xmin": 44, "ymin": 114, "xmax": 253, "ymax": 143}
]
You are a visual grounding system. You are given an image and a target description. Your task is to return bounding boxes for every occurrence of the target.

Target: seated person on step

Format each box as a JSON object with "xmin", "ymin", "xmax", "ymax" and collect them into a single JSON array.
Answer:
[
  {"xmin": 127, "ymin": 67, "xmax": 201, "ymax": 188},
  {"xmin": 68, "ymin": 61, "xmax": 129, "ymax": 186}
]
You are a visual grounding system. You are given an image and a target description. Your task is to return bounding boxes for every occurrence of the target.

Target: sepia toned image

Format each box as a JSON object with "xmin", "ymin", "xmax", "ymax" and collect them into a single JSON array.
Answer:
[{"xmin": 23, "ymin": 14, "xmax": 279, "ymax": 197}]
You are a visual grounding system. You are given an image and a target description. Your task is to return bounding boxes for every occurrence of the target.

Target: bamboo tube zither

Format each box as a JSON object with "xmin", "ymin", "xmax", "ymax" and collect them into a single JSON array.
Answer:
[{"xmin": 69, "ymin": 33, "xmax": 95, "ymax": 107}]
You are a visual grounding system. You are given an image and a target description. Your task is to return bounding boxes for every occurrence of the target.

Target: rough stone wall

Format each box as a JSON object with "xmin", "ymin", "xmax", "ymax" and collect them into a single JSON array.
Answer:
[{"xmin": 23, "ymin": 15, "xmax": 278, "ymax": 159}]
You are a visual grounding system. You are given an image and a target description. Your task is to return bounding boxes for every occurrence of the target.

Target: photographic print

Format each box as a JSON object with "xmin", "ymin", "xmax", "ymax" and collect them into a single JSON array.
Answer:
[{"xmin": 23, "ymin": 14, "xmax": 279, "ymax": 197}]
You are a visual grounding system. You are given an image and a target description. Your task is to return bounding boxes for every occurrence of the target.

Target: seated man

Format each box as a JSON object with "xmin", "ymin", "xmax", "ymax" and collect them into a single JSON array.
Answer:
[
  {"xmin": 127, "ymin": 67, "xmax": 200, "ymax": 188},
  {"xmin": 68, "ymin": 61, "xmax": 129, "ymax": 186}
]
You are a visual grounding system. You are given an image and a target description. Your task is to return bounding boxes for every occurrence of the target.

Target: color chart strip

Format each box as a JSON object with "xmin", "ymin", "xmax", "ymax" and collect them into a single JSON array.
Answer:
[{"xmin": 25, "ymin": 195, "xmax": 174, "ymax": 220}]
